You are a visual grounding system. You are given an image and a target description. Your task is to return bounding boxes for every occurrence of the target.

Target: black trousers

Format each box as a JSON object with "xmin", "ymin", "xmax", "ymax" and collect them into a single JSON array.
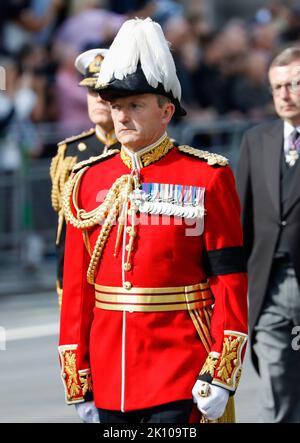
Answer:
[{"xmin": 98, "ymin": 400, "xmax": 194, "ymax": 423}]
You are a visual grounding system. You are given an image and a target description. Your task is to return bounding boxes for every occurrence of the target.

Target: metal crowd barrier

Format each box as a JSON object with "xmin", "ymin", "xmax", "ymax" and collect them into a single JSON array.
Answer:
[
  {"xmin": 168, "ymin": 118, "xmax": 258, "ymax": 171},
  {"xmin": 0, "ymin": 119, "xmax": 261, "ymax": 268}
]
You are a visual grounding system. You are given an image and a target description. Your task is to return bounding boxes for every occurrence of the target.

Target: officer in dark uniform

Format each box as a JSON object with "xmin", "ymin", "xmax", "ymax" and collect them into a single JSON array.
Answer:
[{"xmin": 50, "ymin": 48, "xmax": 120, "ymax": 306}]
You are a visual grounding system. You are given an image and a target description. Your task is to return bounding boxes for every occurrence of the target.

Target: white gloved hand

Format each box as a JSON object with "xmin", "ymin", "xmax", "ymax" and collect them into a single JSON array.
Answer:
[
  {"xmin": 192, "ymin": 380, "xmax": 229, "ymax": 420},
  {"xmin": 75, "ymin": 401, "xmax": 100, "ymax": 423}
]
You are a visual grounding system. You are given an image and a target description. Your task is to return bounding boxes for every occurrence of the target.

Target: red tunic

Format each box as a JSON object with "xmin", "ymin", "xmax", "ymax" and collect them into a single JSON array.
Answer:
[{"xmin": 59, "ymin": 144, "xmax": 248, "ymax": 412}]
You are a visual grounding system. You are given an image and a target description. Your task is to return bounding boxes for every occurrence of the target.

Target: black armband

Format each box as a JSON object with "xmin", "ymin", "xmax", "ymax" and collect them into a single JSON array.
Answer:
[{"xmin": 203, "ymin": 246, "xmax": 247, "ymax": 276}]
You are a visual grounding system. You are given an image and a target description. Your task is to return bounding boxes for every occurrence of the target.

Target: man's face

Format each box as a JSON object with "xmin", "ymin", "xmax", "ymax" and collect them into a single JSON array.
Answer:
[
  {"xmin": 110, "ymin": 94, "xmax": 174, "ymax": 151},
  {"xmin": 87, "ymin": 89, "xmax": 113, "ymax": 131},
  {"xmin": 269, "ymin": 60, "xmax": 300, "ymax": 125}
]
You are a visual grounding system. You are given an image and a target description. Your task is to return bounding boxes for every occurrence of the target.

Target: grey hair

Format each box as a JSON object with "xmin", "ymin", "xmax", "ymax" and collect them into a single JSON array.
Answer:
[{"xmin": 270, "ymin": 47, "xmax": 300, "ymax": 68}]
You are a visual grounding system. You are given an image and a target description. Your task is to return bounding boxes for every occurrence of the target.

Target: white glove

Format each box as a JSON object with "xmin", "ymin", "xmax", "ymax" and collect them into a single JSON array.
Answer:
[
  {"xmin": 192, "ymin": 380, "xmax": 229, "ymax": 420},
  {"xmin": 75, "ymin": 401, "xmax": 100, "ymax": 423}
]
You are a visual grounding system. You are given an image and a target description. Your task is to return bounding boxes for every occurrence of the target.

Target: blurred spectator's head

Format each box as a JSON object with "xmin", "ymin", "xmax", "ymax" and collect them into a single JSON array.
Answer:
[
  {"xmin": 187, "ymin": 11, "xmax": 214, "ymax": 40},
  {"xmin": 245, "ymin": 50, "xmax": 270, "ymax": 84},
  {"xmin": 110, "ymin": 0, "xmax": 156, "ymax": 18},
  {"xmin": 200, "ymin": 32, "xmax": 225, "ymax": 66},
  {"xmin": 251, "ymin": 22, "xmax": 279, "ymax": 51},
  {"xmin": 54, "ymin": 43, "xmax": 78, "ymax": 73},
  {"xmin": 72, "ymin": 0, "xmax": 107, "ymax": 13},
  {"xmin": 221, "ymin": 19, "xmax": 249, "ymax": 56},
  {"xmin": 164, "ymin": 16, "xmax": 192, "ymax": 51}
]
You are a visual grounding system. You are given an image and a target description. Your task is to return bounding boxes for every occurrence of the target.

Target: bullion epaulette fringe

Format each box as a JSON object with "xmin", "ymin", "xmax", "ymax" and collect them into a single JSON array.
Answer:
[
  {"xmin": 57, "ymin": 128, "xmax": 96, "ymax": 146},
  {"xmin": 178, "ymin": 145, "xmax": 228, "ymax": 166},
  {"xmin": 50, "ymin": 143, "xmax": 77, "ymax": 213},
  {"xmin": 72, "ymin": 148, "xmax": 120, "ymax": 172}
]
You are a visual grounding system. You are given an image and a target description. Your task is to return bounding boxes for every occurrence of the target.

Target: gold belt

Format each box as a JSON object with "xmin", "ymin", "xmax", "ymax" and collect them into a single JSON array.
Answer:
[{"xmin": 95, "ymin": 282, "xmax": 214, "ymax": 312}]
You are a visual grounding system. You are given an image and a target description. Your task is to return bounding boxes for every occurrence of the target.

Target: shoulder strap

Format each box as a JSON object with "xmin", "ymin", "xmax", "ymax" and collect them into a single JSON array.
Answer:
[
  {"xmin": 178, "ymin": 145, "xmax": 228, "ymax": 166},
  {"xmin": 72, "ymin": 148, "xmax": 120, "ymax": 172},
  {"xmin": 57, "ymin": 128, "xmax": 96, "ymax": 146}
]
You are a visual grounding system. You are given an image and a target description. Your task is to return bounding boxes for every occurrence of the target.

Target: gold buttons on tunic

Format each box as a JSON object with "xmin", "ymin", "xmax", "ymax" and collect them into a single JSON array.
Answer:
[
  {"xmin": 124, "ymin": 281, "xmax": 132, "ymax": 290},
  {"xmin": 77, "ymin": 142, "xmax": 87, "ymax": 152},
  {"xmin": 124, "ymin": 263, "xmax": 132, "ymax": 272}
]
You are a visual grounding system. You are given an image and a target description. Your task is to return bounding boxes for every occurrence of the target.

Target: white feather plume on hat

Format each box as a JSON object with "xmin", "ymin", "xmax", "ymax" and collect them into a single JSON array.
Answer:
[{"xmin": 96, "ymin": 17, "xmax": 181, "ymax": 100}]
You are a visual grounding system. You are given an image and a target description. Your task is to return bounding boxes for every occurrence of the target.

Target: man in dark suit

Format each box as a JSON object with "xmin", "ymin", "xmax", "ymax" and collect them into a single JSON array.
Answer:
[{"xmin": 237, "ymin": 47, "xmax": 300, "ymax": 422}]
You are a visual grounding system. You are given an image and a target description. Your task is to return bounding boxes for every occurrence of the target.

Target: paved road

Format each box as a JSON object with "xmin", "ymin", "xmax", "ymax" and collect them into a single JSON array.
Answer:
[{"xmin": 0, "ymin": 291, "xmax": 259, "ymax": 423}]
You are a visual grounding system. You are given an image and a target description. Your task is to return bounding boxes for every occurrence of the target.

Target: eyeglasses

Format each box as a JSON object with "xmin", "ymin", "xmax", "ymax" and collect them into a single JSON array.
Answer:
[{"xmin": 269, "ymin": 79, "xmax": 300, "ymax": 95}]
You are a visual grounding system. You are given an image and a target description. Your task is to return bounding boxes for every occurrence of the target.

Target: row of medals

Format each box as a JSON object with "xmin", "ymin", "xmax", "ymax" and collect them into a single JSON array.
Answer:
[{"xmin": 129, "ymin": 183, "xmax": 205, "ymax": 219}]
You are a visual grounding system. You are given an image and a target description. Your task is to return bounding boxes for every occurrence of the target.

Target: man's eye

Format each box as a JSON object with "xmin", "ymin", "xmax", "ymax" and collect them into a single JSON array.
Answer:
[{"xmin": 292, "ymin": 79, "xmax": 300, "ymax": 88}]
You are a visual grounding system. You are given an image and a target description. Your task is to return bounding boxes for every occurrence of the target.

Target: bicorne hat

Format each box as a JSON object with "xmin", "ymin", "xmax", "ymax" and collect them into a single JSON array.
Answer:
[{"xmin": 96, "ymin": 18, "xmax": 186, "ymax": 117}]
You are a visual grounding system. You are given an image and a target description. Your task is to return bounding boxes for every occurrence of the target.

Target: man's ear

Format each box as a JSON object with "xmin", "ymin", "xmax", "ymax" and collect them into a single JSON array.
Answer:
[{"xmin": 162, "ymin": 102, "xmax": 175, "ymax": 124}]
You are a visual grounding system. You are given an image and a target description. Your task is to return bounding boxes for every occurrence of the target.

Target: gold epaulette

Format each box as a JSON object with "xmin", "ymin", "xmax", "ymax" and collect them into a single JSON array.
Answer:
[
  {"xmin": 57, "ymin": 128, "xmax": 95, "ymax": 146},
  {"xmin": 178, "ymin": 145, "xmax": 228, "ymax": 166},
  {"xmin": 50, "ymin": 143, "xmax": 77, "ymax": 214},
  {"xmin": 72, "ymin": 148, "xmax": 120, "ymax": 172}
]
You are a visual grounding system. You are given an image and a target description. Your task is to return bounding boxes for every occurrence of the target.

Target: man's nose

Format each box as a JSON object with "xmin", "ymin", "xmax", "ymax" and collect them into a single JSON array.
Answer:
[
  {"xmin": 118, "ymin": 109, "xmax": 130, "ymax": 123},
  {"xmin": 279, "ymin": 85, "xmax": 291, "ymax": 99}
]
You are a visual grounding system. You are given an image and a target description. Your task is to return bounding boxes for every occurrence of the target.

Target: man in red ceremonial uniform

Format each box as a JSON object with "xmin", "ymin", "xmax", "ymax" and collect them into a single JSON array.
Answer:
[{"xmin": 59, "ymin": 18, "xmax": 248, "ymax": 423}]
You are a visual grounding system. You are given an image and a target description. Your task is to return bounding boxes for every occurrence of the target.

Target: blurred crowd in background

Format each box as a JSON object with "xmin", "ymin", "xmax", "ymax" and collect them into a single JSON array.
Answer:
[
  {"xmin": 1, "ymin": 0, "xmax": 300, "ymax": 271},
  {"xmin": 1, "ymin": 0, "xmax": 300, "ymax": 161}
]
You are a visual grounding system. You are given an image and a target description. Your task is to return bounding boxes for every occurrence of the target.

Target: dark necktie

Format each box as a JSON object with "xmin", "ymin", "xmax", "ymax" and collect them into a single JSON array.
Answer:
[{"xmin": 286, "ymin": 129, "xmax": 300, "ymax": 167}]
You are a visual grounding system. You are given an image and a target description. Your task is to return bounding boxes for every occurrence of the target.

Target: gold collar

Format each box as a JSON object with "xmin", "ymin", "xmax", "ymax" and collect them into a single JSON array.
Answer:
[
  {"xmin": 120, "ymin": 134, "xmax": 173, "ymax": 169},
  {"xmin": 96, "ymin": 127, "xmax": 118, "ymax": 146}
]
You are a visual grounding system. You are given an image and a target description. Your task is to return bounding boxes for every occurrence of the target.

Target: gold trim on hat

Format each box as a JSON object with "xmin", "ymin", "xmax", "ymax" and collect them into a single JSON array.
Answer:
[{"xmin": 79, "ymin": 77, "xmax": 97, "ymax": 87}]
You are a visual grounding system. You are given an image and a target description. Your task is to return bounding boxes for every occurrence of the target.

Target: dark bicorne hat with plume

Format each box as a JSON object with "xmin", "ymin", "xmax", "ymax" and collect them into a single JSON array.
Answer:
[{"xmin": 96, "ymin": 18, "xmax": 186, "ymax": 117}]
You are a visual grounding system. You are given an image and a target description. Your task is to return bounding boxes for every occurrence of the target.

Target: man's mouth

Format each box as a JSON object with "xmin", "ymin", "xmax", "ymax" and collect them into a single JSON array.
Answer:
[{"xmin": 281, "ymin": 105, "xmax": 295, "ymax": 111}]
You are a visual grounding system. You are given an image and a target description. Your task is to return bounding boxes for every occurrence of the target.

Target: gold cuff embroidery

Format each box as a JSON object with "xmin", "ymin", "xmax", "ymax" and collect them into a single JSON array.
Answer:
[
  {"xmin": 212, "ymin": 330, "xmax": 247, "ymax": 391},
  {"xmin": 199, "ymin": 352, "xmax": 220, "ymax": 377},
  {"xmin": 58, "ymin": 345, "xmax": 83, "ymax": 404}
]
